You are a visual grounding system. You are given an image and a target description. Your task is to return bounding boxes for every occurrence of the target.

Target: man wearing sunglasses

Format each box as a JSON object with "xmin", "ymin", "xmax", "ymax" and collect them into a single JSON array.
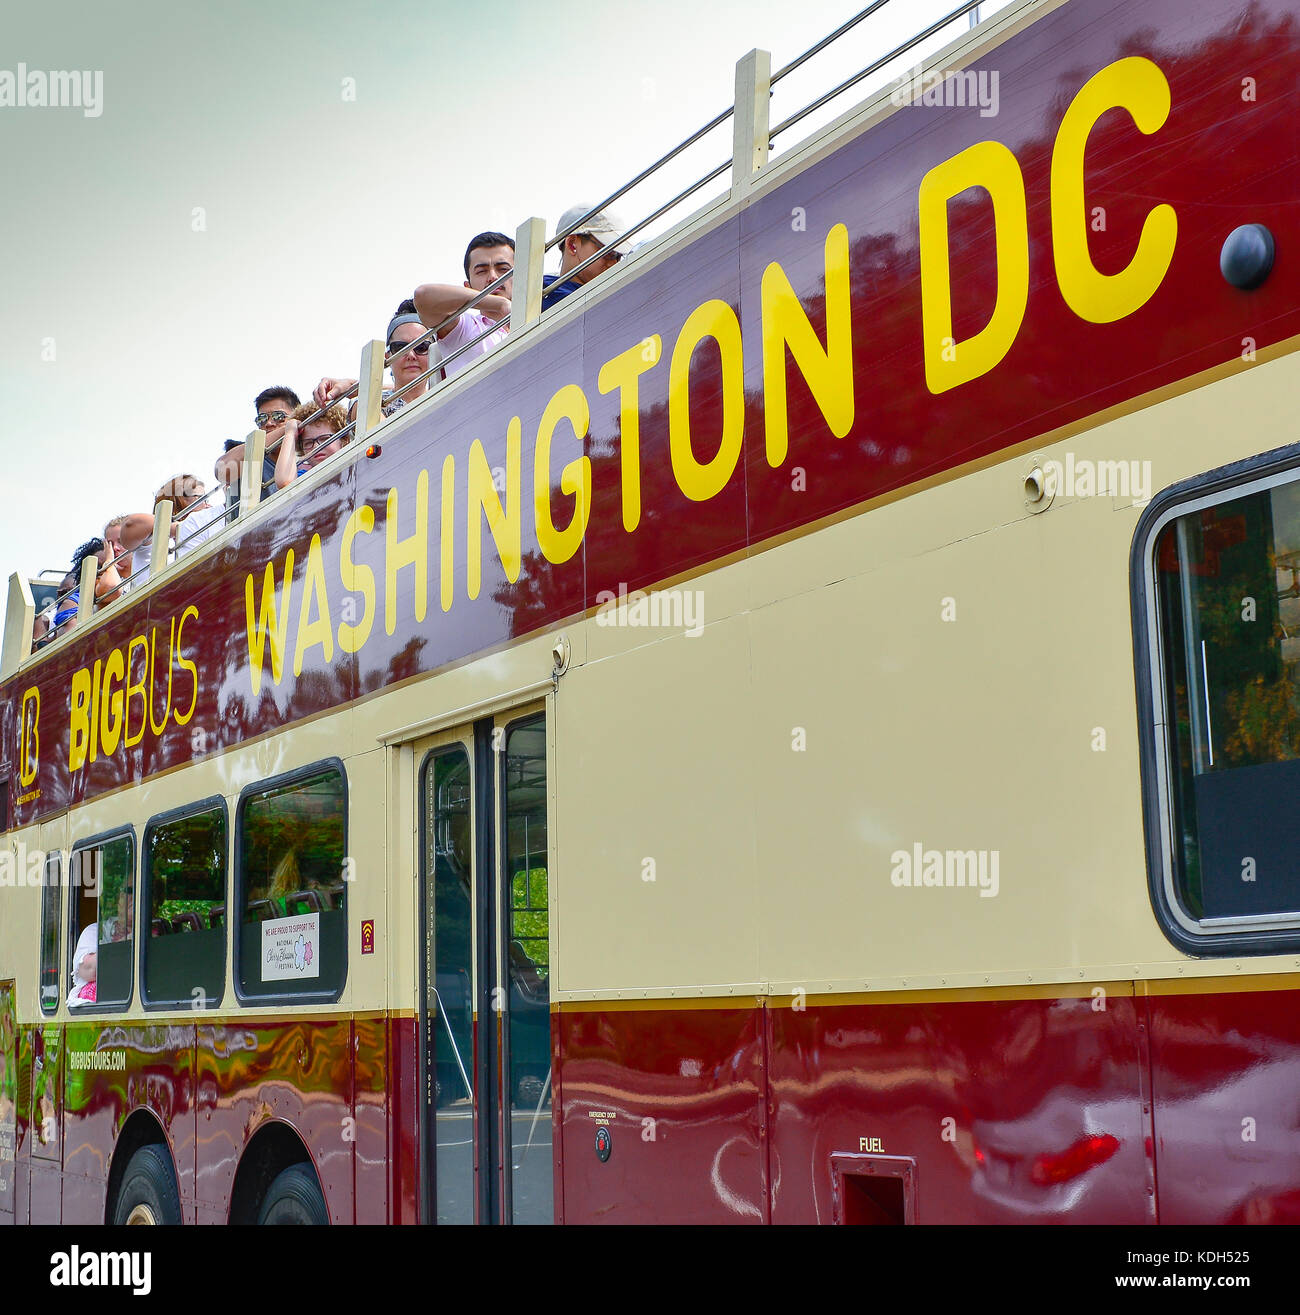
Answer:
[
  {"xmin": 412, "ymin": 230, "xmax": 513, "ymax": 381},
  {"xmin": 542, "ymin": 205, "xmax": 631, "ymax": 311},
  {"xmin": 215, "ymin": 385, "xmax": 301, "ymax": 515}
]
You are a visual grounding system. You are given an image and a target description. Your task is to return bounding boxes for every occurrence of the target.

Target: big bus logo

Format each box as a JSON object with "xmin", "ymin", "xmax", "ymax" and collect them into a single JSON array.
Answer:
[{"xmin": 19, "ymin": 686, "xmax": 39, "ymax": 787}]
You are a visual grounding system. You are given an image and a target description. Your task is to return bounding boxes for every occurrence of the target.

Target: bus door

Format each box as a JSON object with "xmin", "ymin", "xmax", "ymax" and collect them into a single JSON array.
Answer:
[{"xmin": 415, "ymin": 706, "xmax": 552, "ymax": 1225}]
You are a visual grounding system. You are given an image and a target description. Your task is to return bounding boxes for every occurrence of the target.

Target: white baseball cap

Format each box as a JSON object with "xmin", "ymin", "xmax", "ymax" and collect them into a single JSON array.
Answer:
[{"xmin": 556, "ymin": 204, "xmax": 633, "ymax": 255}]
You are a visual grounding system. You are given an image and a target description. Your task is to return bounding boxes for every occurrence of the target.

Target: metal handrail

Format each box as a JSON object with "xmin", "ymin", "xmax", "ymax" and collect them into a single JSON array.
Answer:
[
  {"xmin": 769, "ymin": 0, "xmax": 985, "ymax": 142},
  {"xmin": 541, "ymin": 155, "xmax": 732, "ymax": 294},
  {"xmin": 14, "ymin": 0, "xmax": 996, "ymax": 666},
  {"xmin": 771, "ymin": 0, "xmax": 893, "ymax": 84},
  {"xmin": 544, "ymin": 107, "xmax": 738, "ymax": 253}
]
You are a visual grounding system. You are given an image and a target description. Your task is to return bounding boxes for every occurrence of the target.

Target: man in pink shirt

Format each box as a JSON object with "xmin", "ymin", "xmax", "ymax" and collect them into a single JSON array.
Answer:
[{"xmin": 413, "ymin": 230, "xmax": 513, "ymax": 381}]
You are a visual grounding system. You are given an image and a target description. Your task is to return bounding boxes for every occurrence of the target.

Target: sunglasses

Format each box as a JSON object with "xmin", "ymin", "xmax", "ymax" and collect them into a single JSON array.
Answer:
[
  {"xmin": 255, "ymin": 410, "xmax": 290, "ymax": 428},
  {"xmin": 577, "ymin": 234, "xmax": 622, "ymax": 262},
  {"xmin": 388, "ymin": 340, "xmax": 432, "ymax": 358}
]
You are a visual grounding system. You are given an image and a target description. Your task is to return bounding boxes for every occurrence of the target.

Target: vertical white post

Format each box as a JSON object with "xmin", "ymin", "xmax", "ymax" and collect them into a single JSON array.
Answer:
[
  {"xmin": 732, "ymin": 49, "xmax": 771, "ymax": 194},
  {"xmin": 355, "ymin": 339, "xmax": 386, "ymax": 445},
  {"xmin": 150, "ymin": 500, "xmax": 174, "ymax": 577},
  {"xmin": 512, "ymin": 217, "xmax": 546, "ymax": 331},
  {"xmin": 76, "ymin": 556, "xmax": 97, "ymax": 628},
  {"xmin": 239, "ymin": 428, "xmax": 267, "ymax": 516},
  {"xmin": 1, "ymin": 573, "xmax": 34, "ymax": 679}
]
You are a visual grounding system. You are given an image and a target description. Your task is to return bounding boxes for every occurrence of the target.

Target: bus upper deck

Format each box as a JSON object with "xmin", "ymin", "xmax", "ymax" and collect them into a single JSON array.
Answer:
[{"xmin": 1, "ymin": 0, "xmax": 1300, "ymax": 1227}]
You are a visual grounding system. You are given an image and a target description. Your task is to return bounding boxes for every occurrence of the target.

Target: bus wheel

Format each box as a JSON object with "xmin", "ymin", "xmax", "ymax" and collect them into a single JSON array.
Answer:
[
  {"xmin": 112, "ymin": 1145, "xmax": 182, "ymax": 1226},
  {"xmin": 257, "ymin": 1163, "xmax": 329, "ymax": 1225}
]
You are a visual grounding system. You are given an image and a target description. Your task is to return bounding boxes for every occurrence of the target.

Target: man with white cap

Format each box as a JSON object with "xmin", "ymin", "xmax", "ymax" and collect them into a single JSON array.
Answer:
[{"xmin": 542, "ymin": 204, "xmax": 632, "ymax": 310}]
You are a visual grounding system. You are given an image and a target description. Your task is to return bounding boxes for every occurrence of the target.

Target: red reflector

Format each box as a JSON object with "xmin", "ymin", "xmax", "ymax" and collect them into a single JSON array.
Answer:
[
  {"xmin": 1030, "ymin": 1133, "xmax": 1120, "ymax": 1186},
  {"xmin": 366, "ymin": 444, "xmax": 382, "ymax": 459}
]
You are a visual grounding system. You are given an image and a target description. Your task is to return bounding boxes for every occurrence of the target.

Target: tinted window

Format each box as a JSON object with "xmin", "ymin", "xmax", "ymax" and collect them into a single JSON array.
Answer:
[
  {"xmin": 237, "ymin": 767, "xmax": 346, "ymax": 1000},
  {"xmin": 68, "ymin": 835, "xmax": 134, "ymax": 1009},
  {"xmin": 1151, "ymin": 479, "xmax": 1300, "ymax": 927},
  {"xmin": 144, "ymin": 806, "xmax": 227, "ymax": 1006},
  {"xmin": 39, "ymin": 854, "xmax": 60, "ymax": 1016}
]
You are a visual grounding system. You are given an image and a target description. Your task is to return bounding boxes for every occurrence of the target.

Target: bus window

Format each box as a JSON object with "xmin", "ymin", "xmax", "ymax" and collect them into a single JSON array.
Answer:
[
  {"xmin": 236, "ymin": 765, "xmax": 346, "ymax": 1002},
  {"xmin": 1149, "ymin": 476, "xmax": 1300, "ymax": 931},
  {"xmin": 143, "ymin": 803, "xmax": 227, "ymax": 1007},
  {"xmin": 39, "ymin": 853, "xmax": 61, "ymax": 1016},
  {"xmin": 67, "ymin": 834, "xmax": 134, "ymax": 1009}
]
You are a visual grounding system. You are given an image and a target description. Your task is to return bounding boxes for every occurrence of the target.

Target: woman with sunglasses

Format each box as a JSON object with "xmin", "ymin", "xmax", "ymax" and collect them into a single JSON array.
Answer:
[{"xmin": 311, "ymin": 309, "xmax": 434, "ymax": 421}]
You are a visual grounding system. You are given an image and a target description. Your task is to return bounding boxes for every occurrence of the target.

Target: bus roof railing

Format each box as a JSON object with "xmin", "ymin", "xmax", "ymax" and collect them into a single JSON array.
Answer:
[{"xmin": 2, "ymin": 0, "xmax": 1003, "ymax": 680}]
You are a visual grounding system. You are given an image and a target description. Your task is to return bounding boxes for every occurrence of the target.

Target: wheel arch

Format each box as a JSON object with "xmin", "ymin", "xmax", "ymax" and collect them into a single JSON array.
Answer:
[
  {"xmin": 229, "ymin": 1119, "xmax": 325, "ymax": 1225},
  {"xmin": 104, "ymin": 1109, "xmax": 178, "ymax": 1225}
]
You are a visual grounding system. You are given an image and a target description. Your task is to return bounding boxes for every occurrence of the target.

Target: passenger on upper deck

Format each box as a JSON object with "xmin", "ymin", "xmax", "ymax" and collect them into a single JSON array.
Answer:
[
  {"xmin": 32, "ymin": 605, "xmax": 53, "ymax": 649},
  {"xmin": 542, "ymin": 205, "xmax": 630, "ymax": 310},
  {"xmin": 273, "ymin": 401, "xmax": 349, "ymax": 490},
  {"xmin": 71, "ymin": 537, "xmax": 124, "ymax": 608},
  {"xmin": 313, "ymin": 309, "xmax": 434, "ymax": 420},
  {"xmin": 159, "ymin": 474, "xmax": 221, "ymax": 557},
  {"xmin": 49, "ymin": 571, "xmax": 79, "ymax": 638},
  {"xmin": 412, "ymin": 230, "xmax": 513, "ymax": 380},
  {"xmin": 103, "ymin": 514, "xmax": 134, "ymax": 587},
  {"xmin": 214, "ymin": 386, "xmax": 301, "ymax": 512},
  {"xmin": 114, "ymin": 475, "xmax": 221, "ymax": 587}
]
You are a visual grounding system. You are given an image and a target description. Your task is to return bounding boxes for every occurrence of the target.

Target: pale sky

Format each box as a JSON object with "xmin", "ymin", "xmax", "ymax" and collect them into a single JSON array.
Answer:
[{"xmin": 0, "ymin": 0, "xmax": 1006, "ymax": 585}]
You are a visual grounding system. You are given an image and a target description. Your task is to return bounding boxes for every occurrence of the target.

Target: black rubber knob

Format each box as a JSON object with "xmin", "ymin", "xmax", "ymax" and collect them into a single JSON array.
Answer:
[{"xmin": 1220, "ymin": 223, "xmax": 1275, "ymax": 290}]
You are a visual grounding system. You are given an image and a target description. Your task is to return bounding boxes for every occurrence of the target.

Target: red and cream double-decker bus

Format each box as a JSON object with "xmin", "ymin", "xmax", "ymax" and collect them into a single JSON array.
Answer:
[{"xmin": 1, "ymin": 0, "xmax": 1299, "ymax": 1226}]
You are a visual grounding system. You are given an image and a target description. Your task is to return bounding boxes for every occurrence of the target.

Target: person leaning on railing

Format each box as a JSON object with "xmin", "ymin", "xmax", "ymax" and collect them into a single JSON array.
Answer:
[
  {"xmin": 114, "ymin": 475, "xmax": 222, "ymax": 589},
  {"xmin": 47, "ymin": 570, "xmax": 79, "ymax": 639},
  {"xmin": 103, "ymin": 514, "xmax": 136, "ymax": 588},
  {"xmin": 542, "ymin": 205, "xmax": 631, "ymax": 309},
  {"xmin": 412, "ymin": 229, "xmax": 514, "ymax": 380},
  {"xmin": 214, "ymin": 385, "xmax": 301, "ymax": 514},
  {"xmin": 313, "ymin": 309, "xmax": 434, "ymax": 420},
  {"xmin": 55, "ymin": 537, "xmax": 125, "ymax": 626},
  {"xmin": 273, "ymin": 401, "xmax": 350, "ymax": 490}
]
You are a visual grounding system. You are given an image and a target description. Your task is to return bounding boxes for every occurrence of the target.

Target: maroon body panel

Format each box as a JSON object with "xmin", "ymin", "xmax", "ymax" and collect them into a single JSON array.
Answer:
[
  {"xmin": 558, "ymin": 1006, "xmax": 767, "ymax": 1224},
  {"xmin": 554, "ymin": 986, "xmax": 1300, "ymax": 1224},
  {"xmin": 5, "ymin": 983, "xmax": 1300, "ymax": 1224},
  {"xmin": 388, "ymin": 1016, "xmax": 419, "ymax": 1226},
  {"xmin": 1146, "ymin": 988, "xmax": 1300, "ymax": 1224}
]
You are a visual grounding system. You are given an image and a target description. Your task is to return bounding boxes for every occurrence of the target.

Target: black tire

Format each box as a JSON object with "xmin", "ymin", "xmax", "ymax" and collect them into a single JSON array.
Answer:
[
  {"xmin": 257, "ymin": 1163, "xmax": 329, "ymax": 1225},
  {"xmin": 112, "ymin": 1144, "xmax": 182, "ymax": 1226}
]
